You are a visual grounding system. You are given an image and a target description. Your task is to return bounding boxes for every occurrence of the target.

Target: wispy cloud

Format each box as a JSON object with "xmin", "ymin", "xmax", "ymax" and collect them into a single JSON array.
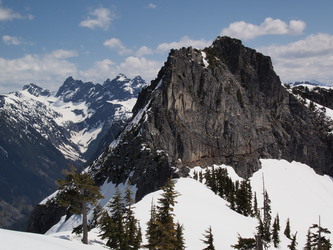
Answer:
[
  {"xmin": 0, "ymin": 5, "xmax": 33, "ymax": 21},
  {"xmin": 79, "ymin": 7, "xmax": 114, "ymax": 30},
  {"xmin": 0, "ymin": 50, "xmax": 78, "ymax": 91},
  {"xmin": 79, "ymin": 56, "xmax": 162, "ymax": 83},
  {"xmin": 135, "ymin": 46, "xmax": 153, "ymax": 57},
  {"xmin": 147, "ymin": 3, "xmax": 157, "ymax": 9},
  {"xmin": 258, "ymin": 33, "xmax": 333, "ymax": 84},
  {"xmin": 2, "ymin": 35, "xmax": 23, "ymax": 45},
  {"xmin": 156, "ymin": 36, "xmax": 211, "ymax": 53},
  {"xmin": 221, "ymin": 17, "xmax": 306, "ymax": 40},
  {"xmin": 103, "ymin": 38, "xmax": 132, "ymax": 55}
]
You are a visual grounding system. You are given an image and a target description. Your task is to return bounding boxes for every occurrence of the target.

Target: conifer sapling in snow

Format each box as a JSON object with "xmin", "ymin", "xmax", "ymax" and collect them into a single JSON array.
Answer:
[{"xmin": 201, "ymin": 226, "xmax": 215, "ymax": 250}]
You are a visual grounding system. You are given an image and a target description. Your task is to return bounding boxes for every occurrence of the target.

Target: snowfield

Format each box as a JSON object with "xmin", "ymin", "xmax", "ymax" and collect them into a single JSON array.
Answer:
[{"xmin": 1, "ymin": 159, "xmax": 333, "ymax": 249}]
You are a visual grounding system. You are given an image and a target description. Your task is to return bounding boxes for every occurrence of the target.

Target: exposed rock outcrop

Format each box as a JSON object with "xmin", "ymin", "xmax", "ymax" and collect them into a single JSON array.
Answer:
[
  {"xmin": 90, "ymin": 36, "xmax": 332, "ymax": 201},
  {"xmin": 27, "ymin": 36, "xmax": 333, "ymax": 233}
]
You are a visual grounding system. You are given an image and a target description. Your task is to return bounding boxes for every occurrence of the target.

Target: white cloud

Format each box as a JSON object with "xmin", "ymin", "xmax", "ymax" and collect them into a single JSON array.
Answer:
[
  {"xmin": 118, "ymin": 57, "xmax": 162, "ymax": 81},
  {"xmin": 103, "ymin": 38, "xmax": 132, "ymax": 55},
  {"xmin": 135, "ymin": 46, "xmax": 153, "ymax": 57},
  {"xmin": 78, "ymin": 56, "xmax": 162, "ymax": 84},
  {"xmin": 2, "ymin": 35, "xmax": 22, "ymax": 45},
  {"xmin": 79, "ymin": 59, "xmax": 117, "ymax": 81},
  {"xmin": 147, "ymin": 3, "xmax": 157, "ymax": 9},
  {"xmin": 0, "ymin": 50, "xmax": 78, "ymax": 91},
  {"xmin": 258, "ymin": 33, "xmax": 333, "ymax": 84},
  {"xmin": 221, "ymin": 17, "xmax": 306, "ymax": 40},
  {"xmin": 0, "ymin": 6, "xmax": 33, "ymax": 21},
  {"xmin": 79, "ymin": 7, "xmax": 113, "ymax": 30},
  {"xmin": 156, "ymin": 36, "xmax": 211, "ymax": 53}
]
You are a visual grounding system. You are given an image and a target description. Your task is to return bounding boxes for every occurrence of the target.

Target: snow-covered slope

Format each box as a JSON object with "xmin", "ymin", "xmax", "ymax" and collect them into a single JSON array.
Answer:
[
  {"xmin": 0, "ymin": 228, "xmax": 105, "ymax": 250},
  {"xmin": 0, "ymin": 74, "xmax": 147, "ymax": 230},
  {"xmin": 1, "ymin": 74, "xmax": 147, "ymax": 163},
  {"xmin": 42, "ymin": 159, "xmax": 333, "ymax": 249}
]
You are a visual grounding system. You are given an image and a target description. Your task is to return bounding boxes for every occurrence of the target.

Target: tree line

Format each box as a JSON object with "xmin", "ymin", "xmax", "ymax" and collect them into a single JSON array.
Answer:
[
  {"xmin": 193, "ymin": 167, "xmax": 331, "ymax": 249},
  {"xmin": 56, "ymin": 167, "xmax": 331, "ymax": 249}
]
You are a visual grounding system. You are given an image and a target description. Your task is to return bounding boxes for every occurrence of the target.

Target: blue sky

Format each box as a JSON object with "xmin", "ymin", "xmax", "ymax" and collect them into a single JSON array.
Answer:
[{"xmin": 1, "ymin": 0, "xmax": 333, "ymax": 93}]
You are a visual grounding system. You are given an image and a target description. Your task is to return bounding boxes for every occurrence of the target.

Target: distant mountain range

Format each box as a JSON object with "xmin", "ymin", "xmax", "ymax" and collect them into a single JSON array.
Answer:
[{"xmin": 0, "ymin": 74, "xmax": 147, "ymax": 230}]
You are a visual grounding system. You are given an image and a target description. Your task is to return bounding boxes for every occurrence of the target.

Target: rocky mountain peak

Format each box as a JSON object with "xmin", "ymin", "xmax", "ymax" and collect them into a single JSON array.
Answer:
[
  {"xmin": 22, "ymin": 83, "xmax": 51, "ymax": 97},
  {"xmin": 90, "ymin": 36, "xmax": 333, "ymax": 202}
]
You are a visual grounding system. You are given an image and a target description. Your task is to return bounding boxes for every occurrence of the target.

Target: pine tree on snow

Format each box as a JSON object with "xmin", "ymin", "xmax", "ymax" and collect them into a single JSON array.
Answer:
[
  {"xmin": 272, "ymin": 214, "xmax": 280, "ymax": 248},
  {"xmin": 287, "ymin": 232, "xmax": 298, "ymax": 250},
  {"xmin": 57, "ymin": 167, "xmax": 104, "ymax": 244},
  {"xmin": 201, "ymin": 226, "xmax": 215, "ymax": 250},
  {"xmin": 284, "ymin": 218, "xmax": 291, "ymax": 240}
]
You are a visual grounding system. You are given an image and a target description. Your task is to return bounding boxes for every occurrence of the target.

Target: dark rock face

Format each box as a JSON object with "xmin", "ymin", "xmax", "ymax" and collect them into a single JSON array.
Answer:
[
  {"xmin": 22, "ymin": 83, "xmax": 51, "ymax": 97},
  {"xmin": 27, "ymin": 36, "xmax": 333, "ymax": 233},
  {"xmin": 92, "ymin": 36, "xmax": 333, "ymax": 201}
]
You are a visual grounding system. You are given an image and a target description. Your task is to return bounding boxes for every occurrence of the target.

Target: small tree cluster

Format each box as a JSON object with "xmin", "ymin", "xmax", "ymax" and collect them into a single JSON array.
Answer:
[
  {"xmin": 146, "ymin": 178, "xmax": 185, "ymax": 249},
  {"xmin": 99, "ymin": 187, "xmax": 142, "ymax": 250},
  {"xmin": 305, "ymin": 219, "xmax": 331, "ymax": 250},
  {"xmin": 194, "ymin": 167, "xmax": 253, "ymax": 217}
]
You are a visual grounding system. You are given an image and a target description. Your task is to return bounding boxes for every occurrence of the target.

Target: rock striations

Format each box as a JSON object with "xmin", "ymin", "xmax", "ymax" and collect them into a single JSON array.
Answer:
[
  {"xmin": 28, "ymin": 36, "xmax": 333, "ymax": 233},
  {"xmin": 89, "ymin": 36, "xmax": 333, "ymax": 200}
]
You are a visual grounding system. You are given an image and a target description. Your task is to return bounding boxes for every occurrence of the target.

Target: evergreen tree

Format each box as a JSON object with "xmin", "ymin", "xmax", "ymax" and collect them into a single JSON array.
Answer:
[
  {"xmin": 155, "ymin": 178, "xmax": 180, "ymax": 249},
  {"xmin": 123, "ymin": 187, "xmax": 142, "ymax": 249},
  {"xmin": 57, "ymin": 167, "xmax": 103, "ymax": 244},
  {"xmin": 175, "ymin": 222, "xmax": 186, "ymax": 250},
  {"xmin": 284, "ymin": 218, "xmax": 291, "ymax": 239},
  {"xmin": 252, "ymin": 192, "xmax": 259, "ymax": 218},
  {"xmin": 287, "ymin": 232, "xmax": 297, "ymax": 250},
  {"xmin": 235, "ymin": 180, "xmax": 252, "ymax": 216},
  {"xmin": 146, "ymin": 202, "xmax": 159, "ymax": 249},
  {"xmin": 99, "ymin": 187, "xmax": 142, "ymax": 250},
  {"xmin": 272, "ymin": 214, "xmax": 280, "ymax": 248},
  {"xmin": 100, "ymin": 188, "xmax": 126, "ymax": 249},
  {"xmin": 262, "ymin": 191, "xmax": 271, "ymax": 243},
  {"xmin": 232, "ymin": 234, "xmax": 256, "ymax": 249},
  {"xmin": 146, "ymin": 178, "xmax": 181, "ymax": 249},
  {"xmin": 201, "ymin": 226, "xmax": 215, "ymax": 250},
  {"xmin": 304, "ymin": 229, "xmax": 312, "ymax": 250},
  {"xmin": 307, "ymin": 220, "xmax": 332, "ymax": 249}
]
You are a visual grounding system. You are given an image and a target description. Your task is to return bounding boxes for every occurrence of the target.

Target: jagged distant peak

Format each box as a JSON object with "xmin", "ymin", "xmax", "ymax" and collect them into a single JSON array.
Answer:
[
  {"xmin": 22, "ymin": 83, "xmax": 51, "ymax": 97},
  {"xmin": 115, "ymin": 73, "xmax": 129, "ymax": 82}
]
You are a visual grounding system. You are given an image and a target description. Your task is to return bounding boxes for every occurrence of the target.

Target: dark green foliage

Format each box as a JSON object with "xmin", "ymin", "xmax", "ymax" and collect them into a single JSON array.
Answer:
[
  {"xmin": 272, "ymin": 214, "xmax": 280, "ymax": 248},
  {"xmin": 306, "ymin": 221, "xmax": 332, "ymax": 250},
  {"xmin": 146, "ymin": 178, "xmax": 184, "ymax": 250},
  {"xmin": 57, "ymin": 167, "xmax": 103, "ymax": 244},
  {"xmin": 99, "ymin": 187, "xmax": 142, "ymax": 250},
  {"xmin": 232, "ymin": 234, "xmax": 256, "ymax": 249},
  {"xmin": 175, "ymin": 223, "xmax": 186, "ymax": 250},
  {"xmin": 235, "ymin": 180, "xmax": 252, "ymax": 217},
  {"xmin": 287, "ymin": 232, "xmax": 298, "ymax": 250},
  {"xmin": 146, "ymin": 202, "xmax": 159, "ymax": 249},
  {"xmin": 284, "ymin": 218, "xmax": 291, "ymax": 239},
  {"xmin": 262, "ymin": 191, "xmax": 272, "ymax": 243},
  {"xmin": 198, "ymin": 167, "xmax": 255, "ymax": 217},
  {"xmin": 305, "ymin": 229, "xmax": 312, "ymax": 250},
  {"xmin": 252, "ymin": 192, "xmax": 259, "ymax": 218},
  {"xmin": 201, "ymin": 226, "xmax": 215, "ymax": 250}
]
